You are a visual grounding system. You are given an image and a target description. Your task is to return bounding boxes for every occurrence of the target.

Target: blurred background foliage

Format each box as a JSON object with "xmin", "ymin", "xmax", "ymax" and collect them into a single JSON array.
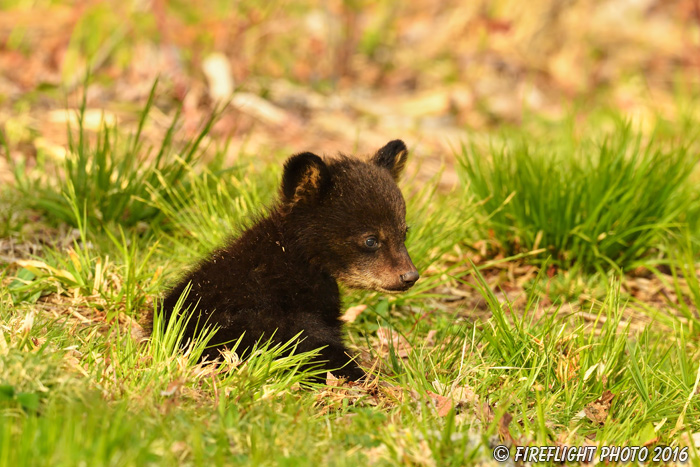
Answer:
[{"xmin": 1, "ymin": 0, "xmax": 699, "ymax": 187}]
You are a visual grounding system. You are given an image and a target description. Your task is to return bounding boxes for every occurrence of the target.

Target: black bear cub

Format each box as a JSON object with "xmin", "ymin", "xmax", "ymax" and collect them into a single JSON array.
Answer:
[{"xmin": 157, "ymin": 140, "xmax": 419, "ymax": 381}]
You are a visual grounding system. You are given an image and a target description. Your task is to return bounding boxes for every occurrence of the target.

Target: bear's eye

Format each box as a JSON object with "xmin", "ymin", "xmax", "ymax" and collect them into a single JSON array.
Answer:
[{"xmin": 364, "ymin": 236, "xmax": 379, "ymax": 250}]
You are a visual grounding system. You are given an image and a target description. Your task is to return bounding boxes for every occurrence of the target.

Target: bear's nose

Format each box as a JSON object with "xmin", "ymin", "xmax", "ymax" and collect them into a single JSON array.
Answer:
[{"xmin": 400, "ymin": 271, "xmax": 420, "ymax": 286}]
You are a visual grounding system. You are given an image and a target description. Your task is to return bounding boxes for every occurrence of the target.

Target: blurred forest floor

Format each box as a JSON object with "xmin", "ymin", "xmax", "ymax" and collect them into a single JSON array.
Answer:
[{"xmin": 1, "ymin": 0, "xmax": 700, "ymax": 187}]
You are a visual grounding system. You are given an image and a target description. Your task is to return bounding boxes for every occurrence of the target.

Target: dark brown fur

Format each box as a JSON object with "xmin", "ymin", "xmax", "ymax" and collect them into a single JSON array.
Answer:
[{"xmin": 156, "ymin": 140, "xmax": 418, "ymax": 380}]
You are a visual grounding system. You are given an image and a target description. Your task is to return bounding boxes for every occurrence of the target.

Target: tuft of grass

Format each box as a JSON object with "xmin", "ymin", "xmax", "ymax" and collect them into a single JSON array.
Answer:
[
  {"xmin": 459, "ymin": 122, "xmax": 698, "ymax": 273},
  {"xmin": 13, "ymin": 81, "xmax": 218, "ymax": 229}
]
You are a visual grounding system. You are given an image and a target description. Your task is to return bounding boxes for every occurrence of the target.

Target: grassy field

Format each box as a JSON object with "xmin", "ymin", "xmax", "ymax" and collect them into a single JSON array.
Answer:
[
  {"xmin": 1, "ymin": 92, "xmax": 700, "ymax": 466},
  {"xmin": 2, "ymin": 1, "xmax": 700, "ymax": 465}
]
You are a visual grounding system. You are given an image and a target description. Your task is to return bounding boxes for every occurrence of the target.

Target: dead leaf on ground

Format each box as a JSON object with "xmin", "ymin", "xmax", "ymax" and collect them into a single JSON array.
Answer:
[
  {"xmin": 424, "ymin": 381, "xmax": 481, "ymax": 420},
  {"xmin": 160, "ymin": 379, "xmax": 183, "ymax": 397},
  {"xmin": 424, "ymin": 329, "xmax": 438, "ymax": 346},
  {"xmin": 426, "ymin": 390, "xmax": 453, "ymax": 417},
  {"xmin": 583, "ymin": 390, "xmax": 615, "ymax": 425},
  {"xmin": 431, "ymin": 380, "xmax": 479, "ymax": 406},
  {"xmin": 341, "ymin": 304, "xmax": 367, "ymax": 323},
  {"xmin": 315, "ymin": 373, "xmax": 391, "ymax": 415},
  {"xmin": 326, "ymin": 372, "xmax": 341, "ymax": 387}
]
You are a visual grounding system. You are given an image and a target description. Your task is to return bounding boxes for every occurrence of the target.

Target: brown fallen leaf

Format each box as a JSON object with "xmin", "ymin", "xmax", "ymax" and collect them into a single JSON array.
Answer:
[
  {"xmin": 424, "ymin": 329, "xmax": 438, "ymax": 346},
  {"xmin": 315, "ymin": 373, "xmax": 381, "ymax": 416},
  {"xmin": 584, "ymin": 390, "xmax": 615, "ymax": 425},
  {"xmin": 160, "ymin": 379, "xmax": 183, "ymax": 397},
  {"xmin": 426, "ymin": 390, "xmax": 452, "ymax": 417},
  {"xmin": 341, "ymin": 304, "xmax": 367, "ymax": 323},
  {"xmin": 326, "ymin": 372, "xmax": 341, "ymax": 387},
  {"xmin": 431, "ymin": 380, "xmax": 479, "ymax": 407}
]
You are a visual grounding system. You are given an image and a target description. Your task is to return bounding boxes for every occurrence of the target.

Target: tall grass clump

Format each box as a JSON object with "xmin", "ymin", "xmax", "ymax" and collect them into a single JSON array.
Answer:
[
  {"xmin": 459, "ymin": 123, "xmax": 698, "ymax": 273},
  {"xmin": 13, "ymin": 81, "xmax": 217, "ymax": 228}
]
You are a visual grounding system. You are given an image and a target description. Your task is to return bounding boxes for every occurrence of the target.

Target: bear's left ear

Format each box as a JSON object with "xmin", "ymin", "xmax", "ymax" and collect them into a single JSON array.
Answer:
[
  {"xmin": 281, "ymin": 152, "xmax": 331, "ymax": 205},
  {"xmin": 371, "ymin": 140, "xmax": 409, "ymax": 181}
]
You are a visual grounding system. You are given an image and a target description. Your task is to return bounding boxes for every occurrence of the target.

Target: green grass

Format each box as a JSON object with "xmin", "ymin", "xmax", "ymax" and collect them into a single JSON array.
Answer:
[
  {"xmin": 3, "ymin": 264, "xmax": 700, "ymax": 465},
  {"xmin": 636, "ymin": 232, "xmax": 700, "ymax": 334},
  {"xmin": 459, "ymin": 120, "xmax": 700, "ymax": 273},
  {"xmin": 145, "ymin": 159, "xmax": 276, "ymax": 256},
  {"xmin": 2, "ymin": 97, "xmax": 700, "ymax": 465},
  {"xmin": 11, "ymin": 81, "xmax": 218, "ymax": 229}
]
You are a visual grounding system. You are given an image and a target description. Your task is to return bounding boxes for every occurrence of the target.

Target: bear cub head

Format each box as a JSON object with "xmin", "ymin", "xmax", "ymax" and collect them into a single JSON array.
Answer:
[{"xmin": 280, "ymin": 140, "xmax": 419, "ymax": 293}]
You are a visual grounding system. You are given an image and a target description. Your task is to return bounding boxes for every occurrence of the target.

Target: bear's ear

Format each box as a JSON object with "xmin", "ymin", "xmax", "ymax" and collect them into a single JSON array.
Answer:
[
  {"xmin": 371, "ymin": 140, "xmax": 409, "ymax": 181},
  {"xmin": 281, "ymin": 152, "xmax": 331, "ymax": 205}
]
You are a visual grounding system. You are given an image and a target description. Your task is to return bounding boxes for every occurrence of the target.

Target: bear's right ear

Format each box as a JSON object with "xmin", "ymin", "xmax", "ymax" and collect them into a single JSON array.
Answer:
[{"xmin": 281, "ymin": 152, "xmax": 331, "ymax": 205}]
